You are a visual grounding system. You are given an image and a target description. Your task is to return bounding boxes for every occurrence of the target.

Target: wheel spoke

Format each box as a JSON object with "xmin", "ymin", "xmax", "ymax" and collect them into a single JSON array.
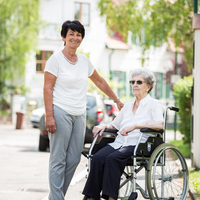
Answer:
[{"xmin": 118, "ymin": 166, "xmax": 132, "ymax": 198}]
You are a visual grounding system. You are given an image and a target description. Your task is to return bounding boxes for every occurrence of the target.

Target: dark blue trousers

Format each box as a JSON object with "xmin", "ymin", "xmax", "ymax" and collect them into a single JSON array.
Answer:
[{"xmin": 82, "ymin": 145, "xmax": 135, "ymax": 200}]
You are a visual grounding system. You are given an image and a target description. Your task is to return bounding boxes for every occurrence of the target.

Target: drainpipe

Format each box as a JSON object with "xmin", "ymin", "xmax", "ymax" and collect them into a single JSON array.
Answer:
[
  {"xmin": 174, "ymin": 51, "xmax": 178, "ymax": 140},
  {"xmin": 192, "ymin": 0, "xmax": 200, "ymax": 169},
  {"xmin": 194, "ymin": 0, "xmax": 199, "ymax": 13},
  {"xmin": 109, "ymin": 49, "xmax": 114, "ymax": 80}
]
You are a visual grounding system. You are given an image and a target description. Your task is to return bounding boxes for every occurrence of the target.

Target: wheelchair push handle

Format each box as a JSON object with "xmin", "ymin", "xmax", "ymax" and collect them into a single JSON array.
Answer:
[{"xmin": 169, "ymin": 106, "xmax": 179, "ymax": 112}]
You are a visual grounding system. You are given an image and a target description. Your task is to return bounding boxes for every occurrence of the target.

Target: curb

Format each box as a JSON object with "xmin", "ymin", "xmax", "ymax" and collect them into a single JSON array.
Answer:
[
  {"xmin": 189, "ymin": 188, "xmax": 200, "ymax": 200},
  {"xmin": 189, "ymin": 189, "xmax": 195, "ymax": 200}
]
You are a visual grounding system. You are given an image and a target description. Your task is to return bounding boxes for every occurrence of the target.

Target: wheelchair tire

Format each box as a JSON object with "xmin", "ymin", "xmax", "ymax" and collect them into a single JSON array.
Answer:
[
  {"xmin": 147, "ymin": 143, "xmax": 189, "ymax": 200},
  {"xmin": 118, "ymin": 166, "xmax": 132, "ymax": 199},
  {"xmin": 82, "ymin": 196, "xmax": 90, "ymax": 200}
]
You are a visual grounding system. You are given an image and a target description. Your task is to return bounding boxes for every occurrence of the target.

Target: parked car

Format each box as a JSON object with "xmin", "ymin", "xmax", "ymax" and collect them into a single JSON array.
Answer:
[
  {"xmin": 104, "ymin": 99, "xmax": 119, "ymax": 120},
  {"xmin": 30, "ymin": 106, "xmax": 45, "ymax": 128},
  {"xmin": 38, "ymin": 92, "xmax": 112, "ymax": 151}
]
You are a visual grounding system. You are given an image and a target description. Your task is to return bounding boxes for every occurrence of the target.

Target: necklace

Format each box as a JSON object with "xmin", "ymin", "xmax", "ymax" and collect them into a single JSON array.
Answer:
[
  {"xmin": 134, "ymin": 102, "xmax": 139, "ymax": 109},
  {"xmin": 63, "ymin": 49, "xmax": 78, "ymax": 65}
]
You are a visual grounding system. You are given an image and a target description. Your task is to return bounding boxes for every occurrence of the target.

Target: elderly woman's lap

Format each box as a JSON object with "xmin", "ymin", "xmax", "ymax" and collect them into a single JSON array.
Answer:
[{"xmin": 83, "ymin": 145, "xmax": 135, "ymax": 199}]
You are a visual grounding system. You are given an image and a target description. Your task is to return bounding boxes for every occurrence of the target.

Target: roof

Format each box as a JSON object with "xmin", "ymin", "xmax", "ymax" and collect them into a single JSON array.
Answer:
[{"xmin": 105, "ymin": 34, "xmax": 130, "ymax": 50}]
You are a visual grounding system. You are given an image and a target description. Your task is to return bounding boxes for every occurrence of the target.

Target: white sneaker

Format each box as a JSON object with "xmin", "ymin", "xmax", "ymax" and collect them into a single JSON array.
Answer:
[{"xmin": 42, "ymin": 196, "xmax": 49, "ymax": 200}]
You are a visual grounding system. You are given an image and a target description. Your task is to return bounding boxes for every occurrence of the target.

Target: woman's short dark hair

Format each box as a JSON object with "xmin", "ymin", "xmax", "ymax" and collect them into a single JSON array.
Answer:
[
  {"xmin": 61, "ymin": 20, "xmax": 85, "ymax": 45},
  {"xmin": 130, "ymin": 68, "xmax": 155, "ymax": 93}
]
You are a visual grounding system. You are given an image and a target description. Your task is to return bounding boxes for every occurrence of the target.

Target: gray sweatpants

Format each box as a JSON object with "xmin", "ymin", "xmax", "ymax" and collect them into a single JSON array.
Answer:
[{"xmin": 48, "ymin": 105, "xmax": 86, "ymax": 200}]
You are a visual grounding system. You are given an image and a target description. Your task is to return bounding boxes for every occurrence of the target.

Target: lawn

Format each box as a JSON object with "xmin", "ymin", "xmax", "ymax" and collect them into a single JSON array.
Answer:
[
  {"xmin": 189, "ymin": 170, "xmax": 200, "ymax": 195},
  {"xmin": 169, "ymin": 139, "xmax": 190, "ymax": 158}
]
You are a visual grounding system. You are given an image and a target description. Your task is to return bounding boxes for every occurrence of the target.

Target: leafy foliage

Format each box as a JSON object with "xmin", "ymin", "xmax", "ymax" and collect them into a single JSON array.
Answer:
[
  {"xmin": 190, "ymin": 170, "xmax": 200, "ymax": 195},
  {"xmin": 98, "ymin": 0, "xmax": 194, "ymax": 68},
  {"xmin": 87, "ymin": 70, "xmax": 123, "ymax": 98},
  {"xmin": 0, "ymin": 0, "xmax": 41, "ymax": 93},
  {"xmin": 80, "ymin": 49, "xmax": 124, "ymax": 99},
  {"xmin": 173, "ymin": 75, "xmax": 192, "ymax": 144}
]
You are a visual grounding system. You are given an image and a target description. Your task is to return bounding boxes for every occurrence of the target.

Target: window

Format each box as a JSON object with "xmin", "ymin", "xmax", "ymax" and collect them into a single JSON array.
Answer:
[
  {"xmin": 74, "ymin": 2, "xmax": 90, "ymax": 26},
  {"xmin": 36, "ymin": 51, "xmax": 53, "ymax": 73},
  {"xmin": 111, "ymin": 70, "xmax": 126, "ymax": 97}
]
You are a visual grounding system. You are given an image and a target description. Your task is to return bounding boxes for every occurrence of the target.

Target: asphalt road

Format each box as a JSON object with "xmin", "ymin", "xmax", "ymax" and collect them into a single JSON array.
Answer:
[{"xmin": 0, "ymin": 124, "xmax": 192, "ymax": 200}]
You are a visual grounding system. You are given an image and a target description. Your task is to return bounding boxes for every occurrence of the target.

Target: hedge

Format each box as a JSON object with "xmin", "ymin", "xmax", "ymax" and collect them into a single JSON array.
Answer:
[{"xmin": 173, "ymin": 75, "xmax": 192, "ymax": 144}]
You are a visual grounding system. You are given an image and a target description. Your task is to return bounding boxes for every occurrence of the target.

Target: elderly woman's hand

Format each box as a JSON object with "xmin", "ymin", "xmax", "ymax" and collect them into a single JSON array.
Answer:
[
  {"xmin": 116, "ymin": 100, "xmax": 124, "ymax": 111},
  {"xmin": 119, "ymin": 125, "xmax": 135, "ymax": 136},
  {"xmin": 92, "ymin": 124, "xmax": 106, "ymax": 137},
  {"xmin": 45, "ymin": 116, "xmax": 56, "ymax": 134}
]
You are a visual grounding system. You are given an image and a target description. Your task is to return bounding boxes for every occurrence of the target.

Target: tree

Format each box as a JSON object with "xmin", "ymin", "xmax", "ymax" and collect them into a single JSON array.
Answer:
[
  {"xmin": 98, "ymin": 0, "xmax": 194, "ymax": 69},
  {"xmin": 87, "ymin": 72, "xmax": 123, "ymax": 98},
  {"xmin": 0, "ymin": 0, "xmax": 40, "ymax": 95}
]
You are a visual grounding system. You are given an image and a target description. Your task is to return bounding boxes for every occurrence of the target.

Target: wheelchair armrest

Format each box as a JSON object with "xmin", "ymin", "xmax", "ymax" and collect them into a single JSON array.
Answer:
[
  {"xmin": 88, "ymin": 129, "xmax": 118, "ymax": 157},
  {"xmin": 103, "ymin": 128, "xmax": 118, "ymax": 136},
  {"xmin": 140, "ymin": 128, "xmax": 163, "ymax": 134}
]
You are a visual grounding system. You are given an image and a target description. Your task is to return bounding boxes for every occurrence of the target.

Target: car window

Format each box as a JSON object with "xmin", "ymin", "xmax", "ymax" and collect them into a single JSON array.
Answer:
[
  {"xmin": 86, "ymin": 95, "xmax": 96, "ymax": 108},
  {"xmin": 106, "ymin": 105, "xmax": 112, "ymax": 112}
]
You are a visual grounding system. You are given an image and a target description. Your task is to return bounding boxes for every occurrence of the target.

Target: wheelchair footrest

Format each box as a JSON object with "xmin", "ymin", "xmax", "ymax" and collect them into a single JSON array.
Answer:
[{"xmin": 128, "ymin": 192, "xmax": 138, "ymax": 200}]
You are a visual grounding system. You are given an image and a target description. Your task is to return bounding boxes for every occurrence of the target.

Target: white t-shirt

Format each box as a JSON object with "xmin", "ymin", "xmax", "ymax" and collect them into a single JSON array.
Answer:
[
  {"xmin": 44, "ymin": 51, "xmax": 95, "ymax": 116},
  {"xmin": 110, "ymin": 94, "xmax": 164, "ymax": 149}
]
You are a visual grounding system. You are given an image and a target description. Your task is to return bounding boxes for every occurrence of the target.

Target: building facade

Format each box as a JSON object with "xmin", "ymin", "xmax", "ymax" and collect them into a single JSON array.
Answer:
[{"xmin": 25, "ymin": 0, "xmax": 175, "ymax": 109}]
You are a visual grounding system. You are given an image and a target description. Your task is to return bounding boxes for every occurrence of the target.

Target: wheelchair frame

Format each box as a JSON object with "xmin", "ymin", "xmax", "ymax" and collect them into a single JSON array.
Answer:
[{"xmin": 83, "ymin": 106, "xmax": 189, "ymax": 200}]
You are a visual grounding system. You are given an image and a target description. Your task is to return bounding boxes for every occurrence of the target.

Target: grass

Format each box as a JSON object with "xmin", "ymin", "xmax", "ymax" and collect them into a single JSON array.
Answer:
[
  {"xmin": 169, "ymin": 139, "xmax": 190, "ymax": 158},
  {"xmin": 189, "ymin": 170, "xmax": 200, "ymax": 195}
]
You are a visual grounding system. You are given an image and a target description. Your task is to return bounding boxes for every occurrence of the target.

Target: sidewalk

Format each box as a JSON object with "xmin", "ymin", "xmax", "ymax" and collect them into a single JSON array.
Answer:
[
  {"xmin": 0, "ymin": 123, "xmax": 87, "ymax": 200},
  {"xmin": 0, "ymin": 123, "xmax": 34, "ymax": 134}
]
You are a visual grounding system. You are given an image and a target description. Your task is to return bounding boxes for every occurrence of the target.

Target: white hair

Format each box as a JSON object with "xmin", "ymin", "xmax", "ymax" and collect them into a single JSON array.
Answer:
[{"xmin": 130, "ymin": 68, "xmax": 155, "ymax": 93}]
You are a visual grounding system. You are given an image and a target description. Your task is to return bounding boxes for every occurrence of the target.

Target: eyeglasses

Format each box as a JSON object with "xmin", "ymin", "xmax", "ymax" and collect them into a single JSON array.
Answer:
[{"xmin": 130, "ymin": 80, "xmax": 144, "ymax": 85}]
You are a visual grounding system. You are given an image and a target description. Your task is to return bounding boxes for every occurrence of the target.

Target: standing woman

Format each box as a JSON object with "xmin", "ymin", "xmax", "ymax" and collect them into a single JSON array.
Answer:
[{"xmin": 43, "ymin": 20, "xmax": 123, "ymax": 200}]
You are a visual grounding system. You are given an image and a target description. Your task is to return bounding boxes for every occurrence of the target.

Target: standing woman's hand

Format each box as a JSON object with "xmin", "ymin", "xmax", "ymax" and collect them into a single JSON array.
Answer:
[
  {"xmin": 116, "ymin": 100, "xmax": 124, "ymax": 111},
  {"xmin": 45, "ymin": 116, "xmax": 56, "ymax": 134}
]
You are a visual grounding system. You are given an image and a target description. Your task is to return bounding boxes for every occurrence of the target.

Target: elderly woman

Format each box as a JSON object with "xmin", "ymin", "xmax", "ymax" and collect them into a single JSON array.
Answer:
[
  {"xmin": 43, "ymin": 20, "xmax": 123, "ymax": 200},
  {"xmin": 82, "ymin": 68, "xmax": 164, "ymax": 200}
]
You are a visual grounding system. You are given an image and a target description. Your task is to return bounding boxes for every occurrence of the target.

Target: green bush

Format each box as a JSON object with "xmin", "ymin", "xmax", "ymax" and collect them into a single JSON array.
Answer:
[{"xmin": 173, "ymin": 75, "xmax": 192, "ymax": 144}]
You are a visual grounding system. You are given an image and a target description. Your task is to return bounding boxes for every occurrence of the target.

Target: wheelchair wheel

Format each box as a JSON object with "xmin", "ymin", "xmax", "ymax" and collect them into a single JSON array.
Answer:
[
  {"xmin": 118, "ymin": 166, "xmax": 132, "ymax": 199},
  {"xmin": 82, "ymin": 196, "xmax": 90, "ymax": 200},
  {"xmin": 147, "ymin": 143, "xmax": 189, "ymax": 200}
]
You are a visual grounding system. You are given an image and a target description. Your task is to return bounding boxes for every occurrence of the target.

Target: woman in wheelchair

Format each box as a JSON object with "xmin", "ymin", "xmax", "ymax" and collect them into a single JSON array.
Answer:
[{"xmin": 82, "ymin": 68, "xmax": 164, "ymax": 200}]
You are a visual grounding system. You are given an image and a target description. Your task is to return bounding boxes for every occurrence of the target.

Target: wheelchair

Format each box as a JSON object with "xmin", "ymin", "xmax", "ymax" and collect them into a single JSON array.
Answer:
[{"xmin": 82, "ymin": 106, "xmax": 189, "ymax": 200}]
